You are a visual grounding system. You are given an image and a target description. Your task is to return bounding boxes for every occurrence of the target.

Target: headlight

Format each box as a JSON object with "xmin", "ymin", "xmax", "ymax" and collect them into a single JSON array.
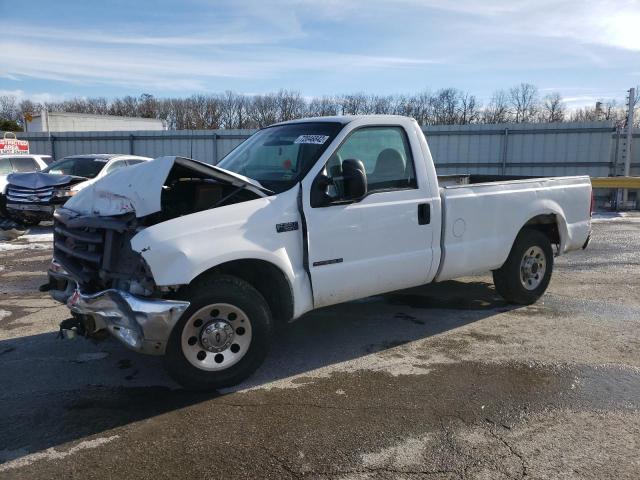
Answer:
[{"xmin": 54, "ymin": 189, "xmax": 77, "ymax": 198}]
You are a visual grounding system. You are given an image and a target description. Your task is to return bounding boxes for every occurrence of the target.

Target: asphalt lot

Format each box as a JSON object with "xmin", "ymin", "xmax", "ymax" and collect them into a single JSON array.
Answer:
[{"xmin": 0, "ymin": 214, "xmax": 639, "ymax": 479}]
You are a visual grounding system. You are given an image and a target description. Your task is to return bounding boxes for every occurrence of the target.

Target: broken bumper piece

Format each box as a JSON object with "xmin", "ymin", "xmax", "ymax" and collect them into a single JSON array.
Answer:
[{"xmin": 67, "ymin": 288, "xmax": 190, "ymax": 355}]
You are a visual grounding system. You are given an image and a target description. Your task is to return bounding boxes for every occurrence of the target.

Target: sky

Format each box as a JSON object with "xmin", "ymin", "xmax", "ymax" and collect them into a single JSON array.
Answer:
[{"xmin": 0, "ymin": 0, "xmax": 639, "ymax": 108}]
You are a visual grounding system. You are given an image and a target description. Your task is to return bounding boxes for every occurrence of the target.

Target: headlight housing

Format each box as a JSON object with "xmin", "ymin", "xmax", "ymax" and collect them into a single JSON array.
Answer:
[{"xmin": 54, "ymin": 189, "xmax": 77, "ymax": 198}]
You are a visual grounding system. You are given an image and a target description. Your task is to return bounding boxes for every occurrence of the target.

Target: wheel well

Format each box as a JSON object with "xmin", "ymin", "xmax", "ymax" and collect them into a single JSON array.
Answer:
[
  {"xmin": 522, "ymin": 214, "xmax": 561, "ymax": 246},
  {"xmin": 192, "ymin": 260, "xmax": 294, "ymax": 325}
]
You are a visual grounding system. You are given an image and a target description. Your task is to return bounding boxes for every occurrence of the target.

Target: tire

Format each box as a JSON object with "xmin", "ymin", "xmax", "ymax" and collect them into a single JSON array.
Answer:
[
  {"xmin": 0, "ymin": 195, "xmax": 7, "ymax": 218},
  {"xmin": 492, "ymin": 228, "xmax": 553, "ymax": 305},
  {"xmin": 164, "ymin": 274, "xmax": 273, "ymax": 391}
]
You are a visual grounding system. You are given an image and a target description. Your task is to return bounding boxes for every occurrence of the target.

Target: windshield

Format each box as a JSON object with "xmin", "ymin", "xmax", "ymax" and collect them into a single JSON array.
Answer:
[
  {"xmin": 42, "ymin": 157, "xmax": 109, "ymax": 179},
  {"xmin": 217, "ymin": 122, "xmax": 343, "ymax": 193}
]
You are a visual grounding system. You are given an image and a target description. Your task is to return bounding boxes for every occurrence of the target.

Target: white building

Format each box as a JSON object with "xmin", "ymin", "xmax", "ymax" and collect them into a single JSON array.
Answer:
[{"xmin": 25, "ymin": 111, "xmax": 166, "ymax": 132}]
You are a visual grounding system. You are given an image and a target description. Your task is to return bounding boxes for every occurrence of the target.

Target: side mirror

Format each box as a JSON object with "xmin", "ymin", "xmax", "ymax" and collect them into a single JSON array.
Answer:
[
  {"xmin": 310, "ymin": 158, "xmax": 368, "ymax": 208},
  {"xmin": 341, "ymin": 158, "xmax": 367, "ymax": 201}
]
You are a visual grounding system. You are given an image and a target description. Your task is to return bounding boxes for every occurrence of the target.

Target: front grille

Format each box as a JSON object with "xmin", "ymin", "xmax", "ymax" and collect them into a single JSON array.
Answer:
[
  {"xmin": 53, "ymin": 208, "xmax": 139, "ymax": 290},
  {"xmin": 6, "ymin": 185, "xmax": 54, "ymax": 203},
  {"xmin": 54, "ymin": 216, "xmax": 106, "ymax": 286}
]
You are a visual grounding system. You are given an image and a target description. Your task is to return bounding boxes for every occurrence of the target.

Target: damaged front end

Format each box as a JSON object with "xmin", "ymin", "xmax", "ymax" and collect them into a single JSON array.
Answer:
[
  {"xmin": 49, "ymin": 156, "xmax": 268, "ymax": 354},
  {"xmin": 6, "ymin": 172, "xmax": 86, "ymax": 223},
  {"xmin": 51, "ymin": 207, "xmax": 190, "ymax": 353}
]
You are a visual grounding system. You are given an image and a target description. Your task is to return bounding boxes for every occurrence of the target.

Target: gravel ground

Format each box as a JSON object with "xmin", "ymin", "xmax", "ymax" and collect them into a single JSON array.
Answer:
[{"xmin": 0, "ymin": 214, "xmax": 639, "ymax": 479}]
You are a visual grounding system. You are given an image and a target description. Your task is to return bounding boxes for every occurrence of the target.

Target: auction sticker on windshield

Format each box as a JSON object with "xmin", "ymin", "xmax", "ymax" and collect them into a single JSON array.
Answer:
[{"xmin": 294, "ymin": 135, "xmax": 330, "ymax": 145}]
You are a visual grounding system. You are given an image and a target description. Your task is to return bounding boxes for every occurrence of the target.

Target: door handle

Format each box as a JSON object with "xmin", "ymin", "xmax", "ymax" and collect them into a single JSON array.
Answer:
[{"xmin": 418, "ymin": 203, "xmax": 430, "ymax": 225}]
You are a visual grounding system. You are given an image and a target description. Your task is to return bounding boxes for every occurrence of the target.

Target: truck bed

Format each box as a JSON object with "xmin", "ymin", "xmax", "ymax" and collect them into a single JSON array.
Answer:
[{"xmin": 435, "ymin": 176, "xmax": 592, "ymax": 282}]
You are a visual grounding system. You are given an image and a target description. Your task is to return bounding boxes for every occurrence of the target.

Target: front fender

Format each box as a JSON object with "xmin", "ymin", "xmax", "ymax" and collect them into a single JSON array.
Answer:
[{"xmin": 129, "ymin": 189, "xmax": 310, "ymax": 314}]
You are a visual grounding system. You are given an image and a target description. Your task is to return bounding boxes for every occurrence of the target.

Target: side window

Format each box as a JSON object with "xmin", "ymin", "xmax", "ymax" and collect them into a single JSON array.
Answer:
[
  {"xmin": 0, "ymin": 158, "xmax": 12, "ymax": 174},
  {"xmin": 47, "ymin": 159, "xmax": 75, "ymax": 175},
  {"xmin": 126, "ymin": 159, "xmax": 145, "ymax": 166},
  {"xmin": 328, "ymin": 126, "xmax": 417, "ymax": 193},
  {"xmin": 105, "ymin": 160, "xmax": 126, "ymax": 174},
  {"xmin": 10, "ymin": 157, "xmax": 39, "ymax": 172}
]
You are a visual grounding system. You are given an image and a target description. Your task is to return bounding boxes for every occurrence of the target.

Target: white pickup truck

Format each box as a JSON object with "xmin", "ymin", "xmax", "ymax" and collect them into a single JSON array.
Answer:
[{"xmin": 49, "ymin": 115, "xmax": 592, "ymax": 390}]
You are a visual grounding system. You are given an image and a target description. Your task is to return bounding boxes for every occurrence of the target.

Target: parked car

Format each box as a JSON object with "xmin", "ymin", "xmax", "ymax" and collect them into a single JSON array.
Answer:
[
  {"xmin": 49, "ymin": 115, "xmax": 592, "ymax": 390},
  {"xmin": 0, "ymin": 154, "xmax": 52, "ymax": 217},
  {"xmin": 5, "ymin": 154, "xmax": 151, "ymax": 225}
]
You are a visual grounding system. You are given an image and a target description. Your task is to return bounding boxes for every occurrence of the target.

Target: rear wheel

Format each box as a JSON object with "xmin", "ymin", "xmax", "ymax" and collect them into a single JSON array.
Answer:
[
  {"xmin": 164, "ymin": 275, "xmax": 272, "ymax": 390},
  {"xmin": 492, "ymin": 228, "xmax": 553, "ymax": 305}
]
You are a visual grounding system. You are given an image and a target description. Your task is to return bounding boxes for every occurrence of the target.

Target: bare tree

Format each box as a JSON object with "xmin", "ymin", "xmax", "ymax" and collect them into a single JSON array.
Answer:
[
  {"xmin": 0, "ymin": 95, "xmax": 21, "ymax": 122},
  {"xmin": 482, "ymin": 90, "xmax": 510, "ymax": 124},
  {"xmin": 432, "ymin": 88, "xmax": 460, "ymax": 124},
  {"xmin": 509, "ymin": 83, "xmax": 539, "ymax": 123},
  {"xmin": 458, "ymin": 93, "xmax": 481, "ymax": 124},
  {"xmin": 219, "ymin": 91, "xmax": 252, "ymax": 129},
  {"xmin": 307, "ymin": 96, "xmax": 339, "ymax": 117},
  {"xmin": 340, "ymin": 93, "xmax": 368, "ymax": 115},
  {"xmin": 5, "ymin": 83, "xmax": 630, "ymax": 130},
  {"xmin": 137, "ymin": 93, "xmax": 158, "ymax": 119},
  {"xmin": 539, "ymin": 92, "xmax": 566, "ymax": 123},
  {"xmin": 276, "ymin": 90, "xmax": 305, "ymax": 121},
  {"xmin": 250, "ymin": 94, "xmax": 279, "ymax": 127}
]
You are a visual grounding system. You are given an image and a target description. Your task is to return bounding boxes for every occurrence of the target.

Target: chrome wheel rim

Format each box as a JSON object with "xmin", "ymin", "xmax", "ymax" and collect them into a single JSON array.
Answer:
[
  {"xmin": 520, "ymin": 246, "xmax": 546, "ymax": 291},
  {"xmin": 181, "ymin": 303, "xmax": 252, "ymax": 371}
]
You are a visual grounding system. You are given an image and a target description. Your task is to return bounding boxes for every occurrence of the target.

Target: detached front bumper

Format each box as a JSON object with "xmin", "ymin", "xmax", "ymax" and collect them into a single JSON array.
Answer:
[
  {"xmin": 66, "ymin": 288, "xmax": 190, "ymax": 355},
  {"xmin": 7, "ymin": 203, "xmax": 56, "ymax": 221}
]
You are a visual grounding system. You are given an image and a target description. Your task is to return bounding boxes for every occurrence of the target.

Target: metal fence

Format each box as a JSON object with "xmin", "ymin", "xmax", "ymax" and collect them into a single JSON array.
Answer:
[{"xmin": 11, "ymin": 121, "xmax": 640, "ymax": 178}]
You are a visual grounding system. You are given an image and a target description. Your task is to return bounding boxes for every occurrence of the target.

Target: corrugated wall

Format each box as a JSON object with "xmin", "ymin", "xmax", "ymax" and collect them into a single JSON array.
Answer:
[
  {"xmin": 15, "ymin": 129, "xmax": 256, "ymax": 164},
  {"xmin": 11, "ymin": 121, "xmax": 640, "ymax": 178},
  {"xmin": 423, "ymin": 121, "xmax": 617, "ymax": 177}
]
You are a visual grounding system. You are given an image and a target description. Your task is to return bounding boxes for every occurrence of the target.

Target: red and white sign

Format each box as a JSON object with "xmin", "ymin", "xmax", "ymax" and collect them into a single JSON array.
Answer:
[{"xmin": 0, "ymin": 133, "xmax": 29, "ymax": 154}]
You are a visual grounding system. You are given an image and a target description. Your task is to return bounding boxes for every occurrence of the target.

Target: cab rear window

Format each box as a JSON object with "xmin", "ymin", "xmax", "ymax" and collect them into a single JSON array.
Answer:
[{"xmin": 10, "ymin": 157, "xmax": 40, "ymax": 172}]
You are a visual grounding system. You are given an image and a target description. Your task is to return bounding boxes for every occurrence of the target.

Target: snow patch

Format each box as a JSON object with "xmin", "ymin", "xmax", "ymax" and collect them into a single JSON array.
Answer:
[
  {"xmin": 0, "ymin": 242, "xmax": 51, "ymax": 252},
  {"xmin": 22, "ymin": 232, "xmax": 54, "ymax": 243}
]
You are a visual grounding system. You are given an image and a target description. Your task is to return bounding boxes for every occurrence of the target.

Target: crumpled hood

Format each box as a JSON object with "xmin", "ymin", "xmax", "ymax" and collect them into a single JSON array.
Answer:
[
  {"xmin": 7, "ymin": 172, "xmax": 76, "ymax": 189},
  {"xmin": 63, "ymin": 156, "xmax": 270, "ymax": 218}
]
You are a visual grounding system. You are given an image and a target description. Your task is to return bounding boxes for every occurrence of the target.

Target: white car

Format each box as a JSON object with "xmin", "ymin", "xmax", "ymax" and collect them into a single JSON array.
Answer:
[
  {"xmin": 49, "ymin": 115, "xmax": 592, "ymax": 390},
  {"xmin": 5, "ymin": 154, "xmax": 151, "ymax": 224},
  {"xmin": 0, "ymin": 154, "xmax": 52, "ymax": 217}
]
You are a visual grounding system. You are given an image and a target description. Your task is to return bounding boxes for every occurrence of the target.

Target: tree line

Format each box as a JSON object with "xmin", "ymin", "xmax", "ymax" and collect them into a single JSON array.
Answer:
[{"xmin": 0, "ymin": 83, "xmax": 634, "ymax": 131}]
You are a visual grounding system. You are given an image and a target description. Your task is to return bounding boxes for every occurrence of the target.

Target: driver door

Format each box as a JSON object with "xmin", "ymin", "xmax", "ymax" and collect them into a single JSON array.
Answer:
[{"xmin": 302, "ymin": 125, "xmax": 435, "ymax": 308}]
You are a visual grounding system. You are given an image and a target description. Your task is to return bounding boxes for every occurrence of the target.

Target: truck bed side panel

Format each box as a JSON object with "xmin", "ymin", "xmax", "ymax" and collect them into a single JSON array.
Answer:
[{"xmin": 436, "ymin": 176, "xmax": 591, "ymax": 282}]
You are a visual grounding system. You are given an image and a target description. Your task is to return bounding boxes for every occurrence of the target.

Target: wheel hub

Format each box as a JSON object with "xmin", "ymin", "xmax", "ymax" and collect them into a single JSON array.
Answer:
[
  {"xmin": 520, "ymin": 246, "xmax": 546, "ymax": 290},
  {"xmin": 181, "ymin": 303, "xmax": 253, "ymax": 371},
  {"xmin": 200, "ymin": 320, "xmax": 234, "ymax": 353}
]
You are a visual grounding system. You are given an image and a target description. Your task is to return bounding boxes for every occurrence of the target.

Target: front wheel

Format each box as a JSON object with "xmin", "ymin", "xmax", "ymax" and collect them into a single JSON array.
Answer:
[
  {"xmin": 164, "ymin": 275, "xmax": 273, "ymax": 390},
  {"xmin": 492, "ymin": 228, "xmax": 554, "ymax": 305}
]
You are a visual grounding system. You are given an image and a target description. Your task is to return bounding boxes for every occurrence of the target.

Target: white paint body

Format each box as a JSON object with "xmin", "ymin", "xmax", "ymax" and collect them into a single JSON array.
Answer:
[
  {"xmin": 69, "ymin": 116, "xmax": 593, "ymax": 320},
  {"xmin": 0, "ymin": 154, "xmax": 50, "ymax": 194}
]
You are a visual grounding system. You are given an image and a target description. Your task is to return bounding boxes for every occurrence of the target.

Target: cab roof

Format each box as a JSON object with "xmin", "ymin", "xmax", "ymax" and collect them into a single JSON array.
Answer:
[{"xmin": 273, "ymin": 114, "xmax": 413, "ymax": 126}]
